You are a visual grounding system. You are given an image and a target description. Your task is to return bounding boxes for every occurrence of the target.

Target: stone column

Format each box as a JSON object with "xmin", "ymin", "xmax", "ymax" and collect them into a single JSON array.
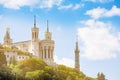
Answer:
[
  {"xmin": 45, "ymin": 48, "xmax": 46, "ymax": 59},
  {"xmin": 51, "ymin": 49, "xmax": 53, "ymax": 59},
  {"xmin": 46, "ymin": 46, "xmax": 48, "ymax": 59},
  {"xmin": 43, "ymin": 47, "xmax": 44, "ymax": 59},
  {"xmin": 49, "ymin": 47, "xmax": 51, "ymax": 59},
  {"xmin": 41, "ymin": 49, "xmax": 43, "ymax": 59}
]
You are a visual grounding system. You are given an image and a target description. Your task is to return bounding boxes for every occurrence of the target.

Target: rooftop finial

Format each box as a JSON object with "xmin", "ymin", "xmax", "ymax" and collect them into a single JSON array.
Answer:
[
  {"xmin": 5, "ymin": 27, "xmax": 10, "ymax": 39},
  {"xmin": 76, "ymin": 34, "xmax": 79, "ymax": 50},
  {"xmin": 6, "ymin": 27, "xmax": 9, "ymax": 32},
  {"xmin": 34, "ymin": 15, "xmax": 36, "ymax": 28},
  {"xmin": 76, "ymin": 34, "xmax": 78, "ymax": 43},
  {"xmin": 47, "ymin": 20, "xmax": 49, "ymax": 32}
]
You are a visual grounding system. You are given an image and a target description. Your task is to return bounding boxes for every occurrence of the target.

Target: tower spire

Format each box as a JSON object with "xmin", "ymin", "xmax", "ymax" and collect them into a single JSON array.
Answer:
[
  {"xmin": 75, "ymin": 34, "xmax": 80, "ymax": 71},
  {"xmin": 5, "ymin": 27, "xmax": 10, "ymax": 39},
  {"xmin": 76, "ymin": 35, "xmax": 79, "ymax": 50},
  {"xmin": 32, "ymin": 15, "xmax": 39, "ymax": 41},
  {"xmin": 34, "ymin": 15, "xmax": 36, "ymax": 28},
  {"xmin": 4, "ymin": 27, "xmax": 12, "ymax": 47},
  {"xmin": 45, "ymin": 20, "xmax": 52, "ymax": 40},
  {"xmin": 47, "ymin": 20, "xmax": 49, "ymax": 32}
]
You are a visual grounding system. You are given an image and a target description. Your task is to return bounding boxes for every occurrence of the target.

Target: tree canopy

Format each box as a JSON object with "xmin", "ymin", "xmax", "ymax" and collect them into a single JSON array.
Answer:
[
  {"xmin": 0, "ymin": 51, "xmax": 7, "ymax": 67},
  {"xmin": 0, "ymin": 45, "xmax": 99, "ymax": 80}
]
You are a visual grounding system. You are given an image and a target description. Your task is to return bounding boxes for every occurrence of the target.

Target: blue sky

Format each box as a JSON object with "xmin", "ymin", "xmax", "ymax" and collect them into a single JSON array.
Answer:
[{"xmin": 0, "ymin": 0, "xmax": 120, "ymax": 80}]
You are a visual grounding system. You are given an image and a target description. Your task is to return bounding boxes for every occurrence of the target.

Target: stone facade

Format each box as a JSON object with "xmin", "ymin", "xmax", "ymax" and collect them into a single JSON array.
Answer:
[
  {"xmin": 97, "ymin": 73, "xmax": 106, "ymax": 80},
  {"xmin": 4, "ymin": 51, "xmax": 29, "ymax": 63},
  {"xmin": 3, "ymin": 16, "xmax": 55, "ymax": 66}
]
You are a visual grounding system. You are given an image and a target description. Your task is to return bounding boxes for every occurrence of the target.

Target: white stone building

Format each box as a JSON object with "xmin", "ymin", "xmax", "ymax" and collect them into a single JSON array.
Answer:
[
  {"xmin": 3, "ymin": 16, "xmax": 55, "ymax": 66},
  {"xmin": 4, "ymin": 51, "xmax": 29, "ymax": 63}
]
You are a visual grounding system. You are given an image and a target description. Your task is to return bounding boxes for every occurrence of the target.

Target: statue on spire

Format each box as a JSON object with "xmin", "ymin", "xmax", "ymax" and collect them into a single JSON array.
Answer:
[
  {"xmin": 47, "ymin": 20, "xmax": 49, "ymax": 32},
  {"xmin": 76, "ymin": 35, "xmax": 79, "ymax": 51},
  {"xmin": 6, "ymin": 27, "xmax": 9, "ymax": 32},
  {"xmin": 34, "ymin": 15, "xmax": 36, "ymax": 28},
  {"xmin": 5, "ymin": 27, "xmax": 10, "ymax": 39}
]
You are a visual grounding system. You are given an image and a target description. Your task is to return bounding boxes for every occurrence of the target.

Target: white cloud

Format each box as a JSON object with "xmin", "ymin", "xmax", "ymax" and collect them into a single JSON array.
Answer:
[
  {"xmin": 58, "ymin": 4, "xmax": 73, "ymax": 10},
  {"xmin": 0, "ymin": 0, "xmax": 38, "ymax": 9},
  {"xmin": 0, "ymin": 15, "xmax": 2, "ymax": 20},
  {"xmin": 0, "ymin": 0, "xmax": 84, "ymax": 10},
  {"xmin": 119, "ymin": 32, "xmax": 120, "ymax": 40},
  {"xmin": 58, "ymin": 3, "xmax": 84, "ymax": 10},
  {"xmin": 86, "ymin": 6, "xmax": 120, "ymax": 19},
  {"xmin": 83, "ymin": 0, "xmax": 114, "ymax": 3},
  {"xmin": 54, "ymin": 55, "xmax": 74, "ymax": 67},
  {"xmin": 73, "ymin": 3, "xmax": 84, "ymax": 10},
  {"xmin": 105, "ymin": 6, "xmax": 120, "ymax": 17},
  {"xmin": 0, "ymin": 0, "xmax": 63, "ymax": 9},
  {"xmin": 86, "ymin": 7, "xmax": 107, "ymax": 19},
  {"xmin": 78, "ymin": 19, "xmax": 120, "ymax": 60},
  {"xmin": 56, "ymin": 27, "xmax": 62, "ymax": 32},
  {"xmin": 39, "ymin": 0, "xmax": 63, "ymax": 9}
]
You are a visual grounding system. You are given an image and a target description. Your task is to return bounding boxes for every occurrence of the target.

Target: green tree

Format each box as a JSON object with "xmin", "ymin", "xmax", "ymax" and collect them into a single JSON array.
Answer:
[
  {"xmin": 0, "ymin": 52, "xmax": 7, "ymax": 67},
  {"xmin": 26, "ymin": 70, "xmax": 52, "ymax": 80},
  {"xmin": 12, "ymin": 58, "xmax": 47, "ymax": 79},
  {"xmin": 25, "ymin": 70, "xmax": 41, "ymax": 80},
  {"xmin": 0, "ymin": 65, "xmax": 15, "ymax": 80},
  {"xmin": 44, "ymin": 66, "xmax": 55, "ymax": 77},
  {"xmin": 9, "ymin": 56, "xmax": 17, "ymax": 65},
  {"xmin": 66, "ymin": 76, "xmax": 72, "ymax": 80}
]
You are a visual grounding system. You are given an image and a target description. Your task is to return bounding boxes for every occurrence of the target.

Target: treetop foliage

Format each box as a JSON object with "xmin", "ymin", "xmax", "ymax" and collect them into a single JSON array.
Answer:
[{"xmin": 0, "ymin": 45, "xmax": 99, "ymax": 80}]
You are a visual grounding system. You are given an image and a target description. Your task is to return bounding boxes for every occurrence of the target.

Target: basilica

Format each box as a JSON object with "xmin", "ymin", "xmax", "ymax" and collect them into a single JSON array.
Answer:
[
  {"xmin": 2, "ymin": 16, "xmax": 81, "ymax": 71},
  {"xmin": 1, "ymin": 16, "xmax": 107, "ymax": 80},
  {"xmin": 3, "ymin": 16, "xmax": 55, "ymax": 66}
]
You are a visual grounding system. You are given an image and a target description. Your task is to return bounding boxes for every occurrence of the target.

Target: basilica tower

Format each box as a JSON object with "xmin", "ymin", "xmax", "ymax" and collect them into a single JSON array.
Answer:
[
  {"xmin": 45, "ymin": 20, "xmax": 52, "ymax": 40},
  {"xmin": 75, "ymin": 36, "xmax": 80, "ymax": 71},
  {"xmin": 4, "ymin": 27, "xmax": 12, "ymax": 47},
  {"xmin": 32, "ymin": 15, "xmax": 39, "ymax": 41},
  {"xmin": 31, "ymin": 16, "xmax": 39, "ymax": 57},
  {"xmin": 40, "ymin": 20, "xmax": 54, "ymax": 65},
  {"xmin": 97, "ymin": 73, "xmax": 106, "ymax": 80}
]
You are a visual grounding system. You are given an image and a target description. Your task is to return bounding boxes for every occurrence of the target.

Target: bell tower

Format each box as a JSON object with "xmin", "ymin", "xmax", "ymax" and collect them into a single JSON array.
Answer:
[
  {"xmin": 31, "ymin": 16, "xmax": 39, "ymax": 57},
  {"xmin": 31, "ymin": 15, "xmax": 39, "ymax": 41},
  {"xmin": 45, "ymin": 20, "xmax": 52, "ymax": 40},
  {"xmin": 40, "ymin": 20, "xmax": 54, "ymax": 65},
  {"xmin": 4, "ymin": 27, "xmax": 12, "ymax": 47},
  {"xmin": 75, "ymin": 35, "xmax": 80, "ymax": 71},
  {"xmin": 97, "ymin": 73, "xmax": 106, "ymax": 80}
]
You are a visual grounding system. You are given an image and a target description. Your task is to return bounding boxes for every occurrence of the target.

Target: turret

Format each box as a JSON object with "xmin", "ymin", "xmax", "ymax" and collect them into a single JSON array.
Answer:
[
  {"xmin": 30, "ymin": 16, "xmax": 39, "ymax": 57},
  {"xmin": 44, "ymin": 20, "xmax": 52, "ymax": 40},
  {"xmin": 97, "ymin": 72, "xmax": 106, "ymax": 80},
  {"xmin": 4, "ymin": 27, "xmax": 12, "ymax": 47},
  {"xmin": 40, "ymin": 20, "xmax": 54, "ymax": 65},
  {"xmin": 31, "ymin": 15, "xmax": 39, "ymax": 41},
  {"xmin": 75, "ymin": 35, "xmax": 80, "ymax": 71}
]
